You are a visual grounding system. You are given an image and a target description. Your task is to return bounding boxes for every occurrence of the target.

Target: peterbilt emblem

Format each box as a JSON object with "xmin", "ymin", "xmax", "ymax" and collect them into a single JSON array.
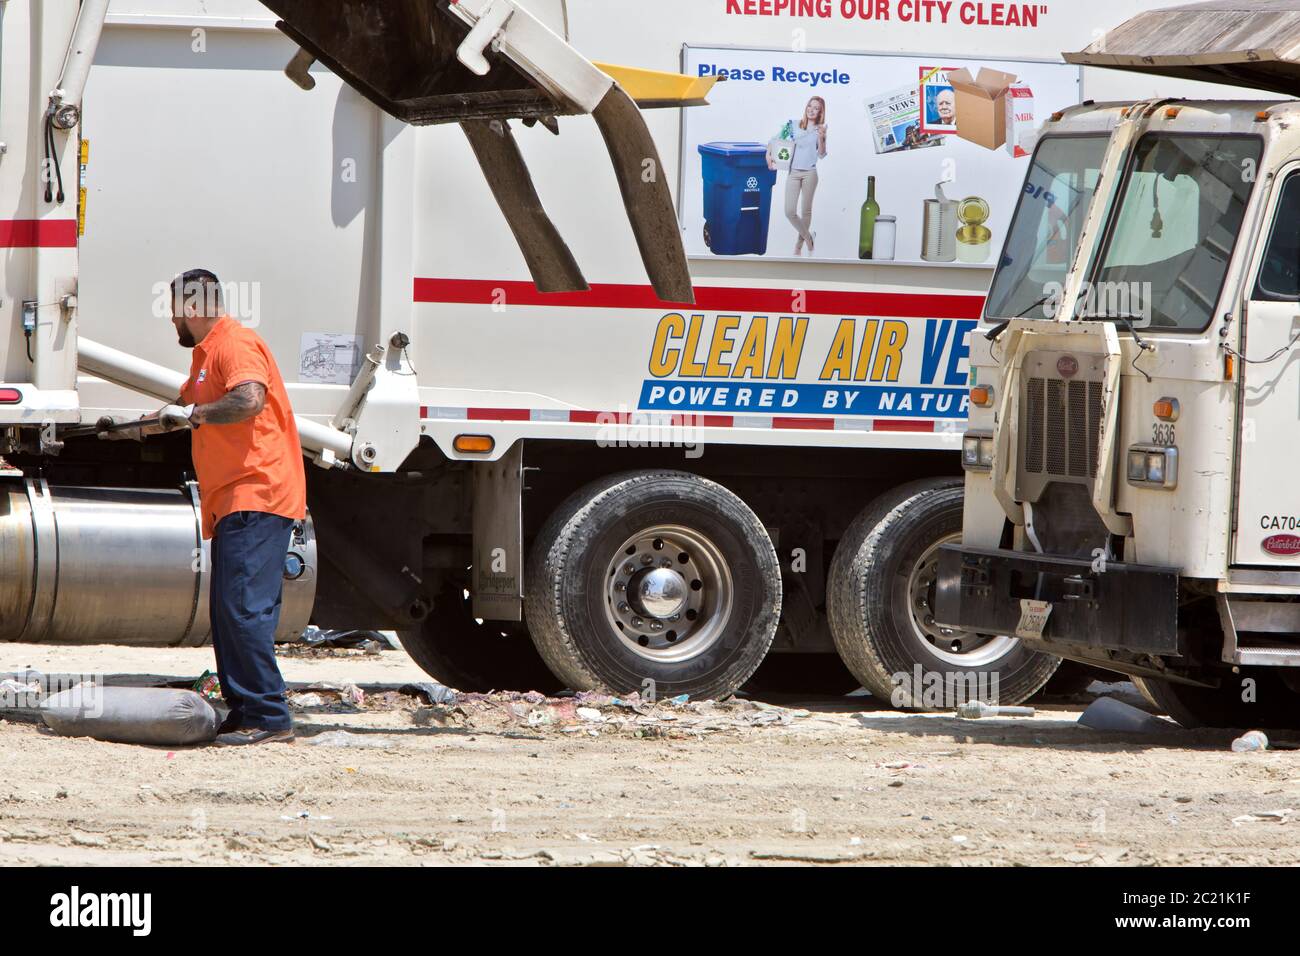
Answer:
[
  {"xmin": 1263, "ymin": 534, "xmax": 1300, "ymax": 557},
  {"xmin": 1056, "ymin": 355, "xmax": 1079, "ymax": 378}
]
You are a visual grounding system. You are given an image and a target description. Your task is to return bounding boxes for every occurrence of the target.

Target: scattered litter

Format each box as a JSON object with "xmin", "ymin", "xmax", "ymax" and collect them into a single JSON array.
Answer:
[
  {"xmin": 288, "ymin": 682, "xmax": 365, "ymax": 709},
  {"xmin": 192, "ymin": 670, "xmax": 221, "ymax": 702},
  {"xmin": 1078, "ymin": 696, "xmax": 1171, "ymax": 735},
  {"xmin": 1231, "ymin": 809, "xmax": 1293, "ymax": 825},
  {"xmin": 576, "ymin": 707, "xmax": 604, "ymax": 722},
  {"xmin": 956, "ymin": 701, "xmax": 1034, "ymax": 719},
  {"xmin": 1231, "ymin": 731, "xmax": 1269, "ymax": 753},
  {"xmin": 0, "ymin": 678, "xmax": 42, "ymax": 696},
  {"xmin": 303, "ymin": 730, "xmax": 394, "ymax": 749},
  {"xmin": 281, "ymin": 810, "xmax": 334, "ymax": 821},
  {"xmin": 400, "ymin": 682, "xmax": 457, "ymax": 705}
]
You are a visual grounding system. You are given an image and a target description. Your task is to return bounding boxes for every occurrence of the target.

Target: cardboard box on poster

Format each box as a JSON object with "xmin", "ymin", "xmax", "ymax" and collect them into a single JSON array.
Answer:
[{"xmin": 949, "ymin": 67, "xmax": 1018, "ymax": 151}]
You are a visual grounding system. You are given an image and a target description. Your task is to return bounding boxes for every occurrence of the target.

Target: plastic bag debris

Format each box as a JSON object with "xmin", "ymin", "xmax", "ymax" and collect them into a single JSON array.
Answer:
[
  {"xmin": 1231, "ymin": 730, "xmax": 1269, "ymax": 753},
  {"xmin": 400, "ymin": 682, "xmax": 457, "ymax": 705},
  {"xmin": 303, "ymin": 730, "xmax": 394, "ymax": 749},
  {"xmin": 42, "ymin": 686, "xmax": 219, "ymax": 746},
  {"xmin": 293, "ymin": 627, "xmax": 398, "ymax": 650}
]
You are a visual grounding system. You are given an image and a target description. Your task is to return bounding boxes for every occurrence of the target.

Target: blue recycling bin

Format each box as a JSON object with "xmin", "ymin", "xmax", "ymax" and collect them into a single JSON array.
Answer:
[{"xmin": 698, "ymin": 142, "xmax": 778, "ymax": 256}]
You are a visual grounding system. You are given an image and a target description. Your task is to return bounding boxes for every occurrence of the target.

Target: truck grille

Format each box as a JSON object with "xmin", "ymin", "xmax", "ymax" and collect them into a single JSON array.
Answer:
[{"xmin": 1023, "ymin": 376, "xmax": 1103, "ymax": 479}]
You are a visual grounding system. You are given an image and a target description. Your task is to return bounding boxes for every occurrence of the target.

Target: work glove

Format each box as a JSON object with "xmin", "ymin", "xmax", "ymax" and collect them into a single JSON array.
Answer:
[
  {"xmin": 95, "ymin": 416, "xmax": 143, "ymax": 442},
  {"xmin": 158, "ymin": 404, "xmax": 197, "ymax": 433}
]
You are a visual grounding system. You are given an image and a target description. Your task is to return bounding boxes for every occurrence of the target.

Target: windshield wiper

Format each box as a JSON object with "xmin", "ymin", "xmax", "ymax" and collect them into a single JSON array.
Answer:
[
  {"xmin": 1095, "ymin": 312, "xmax": 1156, "ymax": 382},
  {"xmin": 985, "ymin": 293, "xmax": 1054, "ymax": 342}
]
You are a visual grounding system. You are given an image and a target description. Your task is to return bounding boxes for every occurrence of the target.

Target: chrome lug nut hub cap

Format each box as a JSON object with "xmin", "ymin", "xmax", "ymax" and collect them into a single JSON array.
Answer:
[{"xmin": 604, "ymin": 525, "xmax": 733, "ymax": 664}]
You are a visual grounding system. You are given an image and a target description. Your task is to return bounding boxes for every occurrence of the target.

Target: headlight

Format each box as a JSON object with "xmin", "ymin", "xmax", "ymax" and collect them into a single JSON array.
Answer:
[
  {"xmin": 1126, "ymin": 444, "xmax": 1178, "ymax": 490},
  {"xmin": 962, "ymin": 431, "xmax": 994, "ymax": 471},
  {"xmin": 1127, "ymin": 450, "xmax": 1146, "ymax": 482}
]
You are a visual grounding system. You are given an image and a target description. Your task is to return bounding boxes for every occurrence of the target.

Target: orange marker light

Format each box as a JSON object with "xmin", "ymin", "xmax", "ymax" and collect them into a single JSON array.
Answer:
[
  {"xmin": 1153, "ymin": 398, "xmax": 1179, "ymax": 422},
  {"xmin": 454, "ymin": 434, "xmax": 496, "ymax": 454},
  {"xmin": 970, "ymin": 385, "xmax": 994, "ymax": 407},
  {"xmin": 1256, "ymin": 110, "xmax": 1271, "ymax": 122},
  {"xmin": 1165, "ymin": 106, "xmax": 1182, "ymax": 119},
  {"xmin": 1224, "ymin": 353, "xmax": 1235, "ymax": 381}
]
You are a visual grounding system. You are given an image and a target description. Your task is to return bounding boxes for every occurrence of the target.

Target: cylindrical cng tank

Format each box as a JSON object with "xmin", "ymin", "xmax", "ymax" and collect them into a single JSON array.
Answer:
[{"xmin": 0, "ymin": 478, "xmax": 316, "ymax": 646}]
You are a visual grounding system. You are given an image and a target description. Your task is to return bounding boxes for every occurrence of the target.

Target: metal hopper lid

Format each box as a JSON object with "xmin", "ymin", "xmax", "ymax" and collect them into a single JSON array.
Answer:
[{"xmin": 1065, "ymin": 1, "xmax": 1300, "ymax": 96}]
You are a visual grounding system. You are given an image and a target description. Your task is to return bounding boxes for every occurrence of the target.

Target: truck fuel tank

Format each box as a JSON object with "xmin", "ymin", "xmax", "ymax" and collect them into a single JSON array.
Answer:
[{"xmin": 0, "ymin": 479, "xmax": 315, "ymax": 646}]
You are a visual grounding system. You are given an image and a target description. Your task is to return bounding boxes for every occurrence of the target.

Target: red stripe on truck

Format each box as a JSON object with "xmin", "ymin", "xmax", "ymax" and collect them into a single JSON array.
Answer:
[
  {"xmin": 0, "ymin": 220, "xmax": 78, "ymax": 248},
  {"xmin": 414, "ymin": 278, "xmax": 984, "ymax": 320},
  {"xmin": 773, "ymin": 417, "xmax": 836, "ymax": 431},
  {"xmin": 467, "ymin": 407, "xmax": 531, "ymax": 421},
  {"xmin": 873, "ymin": 420, "xmax": 936, "ymax": 433}
]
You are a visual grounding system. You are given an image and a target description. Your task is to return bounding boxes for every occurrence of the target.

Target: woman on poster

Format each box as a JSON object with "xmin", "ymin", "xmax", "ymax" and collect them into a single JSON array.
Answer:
[{"xmin": 769, "ymin": 96, "xmax": 828, "ymax": 256}]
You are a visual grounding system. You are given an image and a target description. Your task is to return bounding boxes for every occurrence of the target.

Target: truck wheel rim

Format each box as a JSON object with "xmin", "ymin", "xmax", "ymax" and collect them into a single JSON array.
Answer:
[
  {"xmin": 907, "ymin": 533, "xmax": 1017, "ymax": 668},
  {"xmin": 603, "ymin": 524, "xmax": 733, "ymax": 664}
]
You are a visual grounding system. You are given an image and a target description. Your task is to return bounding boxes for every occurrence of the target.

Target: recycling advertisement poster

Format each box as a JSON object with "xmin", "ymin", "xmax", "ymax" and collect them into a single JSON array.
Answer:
[{"xmin": 680, "ymin": 45, "xmax": 1080, "ymax": 266}]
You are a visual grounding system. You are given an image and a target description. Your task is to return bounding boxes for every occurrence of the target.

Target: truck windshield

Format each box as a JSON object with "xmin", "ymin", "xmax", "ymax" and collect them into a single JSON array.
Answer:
[
  {"xmin": 985, "ymin": 135, "xmax": 1110, "ymax": 320},
  {"xmin": 1091, "ymin": 134, "xmax": 1262, "ymax": 331}
]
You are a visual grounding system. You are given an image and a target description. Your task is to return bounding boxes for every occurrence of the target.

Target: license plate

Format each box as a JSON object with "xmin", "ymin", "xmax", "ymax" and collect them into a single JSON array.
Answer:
[{"xmin": 1015, "ymin": 599, "xmax": 1053, "ymax": 640}]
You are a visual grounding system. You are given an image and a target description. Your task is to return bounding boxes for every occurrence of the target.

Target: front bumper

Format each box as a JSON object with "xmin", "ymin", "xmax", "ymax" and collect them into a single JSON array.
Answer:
[{"xmin": 934, "ymin": 545, "xmax": 1180, "ymax": 656}]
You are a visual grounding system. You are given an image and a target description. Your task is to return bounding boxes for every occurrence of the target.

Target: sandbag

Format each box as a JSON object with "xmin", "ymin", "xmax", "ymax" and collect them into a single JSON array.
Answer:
[{"xmin": 42, "ymin": 686, "xmax": 220, "ymax": 746}]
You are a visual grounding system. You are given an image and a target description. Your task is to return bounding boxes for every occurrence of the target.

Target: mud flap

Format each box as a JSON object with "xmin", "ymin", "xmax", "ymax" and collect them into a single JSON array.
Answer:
[
  {"xmin": 460, "ymin": 120, "xmax": 588, "ymax": 293},
  {"xmin": 592, "ymin": 85, "xmax": 694, "ymax": 305},
  {"xmin": 473, "ymin": 442, "xmax": 524, "ymax": 622}
]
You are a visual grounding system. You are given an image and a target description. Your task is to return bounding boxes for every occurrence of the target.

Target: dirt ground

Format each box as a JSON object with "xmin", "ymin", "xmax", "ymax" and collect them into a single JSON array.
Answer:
[{"xmin": 2, "ymin": 642, "xmax": 1298, "ymax": 867}]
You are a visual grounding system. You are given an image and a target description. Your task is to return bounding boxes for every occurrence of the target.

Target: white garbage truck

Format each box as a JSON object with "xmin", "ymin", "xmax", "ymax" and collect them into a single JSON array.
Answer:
[
  {"xmin": 933, "ymin": 0, "xmax": 1300, "ymax": 728},
  {"xmin": 4, "ymin": 0, "xmax": 1255, "ymax": 703}
]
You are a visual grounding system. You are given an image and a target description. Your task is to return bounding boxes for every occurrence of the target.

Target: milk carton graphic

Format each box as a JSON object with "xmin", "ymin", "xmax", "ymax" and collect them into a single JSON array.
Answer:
[{"xmin": 1006, "ymin": 82, "xmax": 1036, "ymax": 158}]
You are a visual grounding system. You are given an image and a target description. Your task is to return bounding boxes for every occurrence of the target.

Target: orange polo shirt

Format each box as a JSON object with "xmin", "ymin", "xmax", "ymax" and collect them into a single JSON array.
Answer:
[{"xmin": 179, "ymin": 316, "xmax": 306, "ymax": 539}]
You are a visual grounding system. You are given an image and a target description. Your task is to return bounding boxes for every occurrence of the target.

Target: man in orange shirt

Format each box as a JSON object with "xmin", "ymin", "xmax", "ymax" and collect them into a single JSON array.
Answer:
[{"xmin": 151, "ymin": 269, "xmax": 306, "ymax": 745}]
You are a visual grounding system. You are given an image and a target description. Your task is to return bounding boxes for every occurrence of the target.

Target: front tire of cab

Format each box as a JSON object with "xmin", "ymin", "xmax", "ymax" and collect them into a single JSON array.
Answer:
[{"xmin": 827, "ymin": 478, "xmax": 1061, "ymax": 709}]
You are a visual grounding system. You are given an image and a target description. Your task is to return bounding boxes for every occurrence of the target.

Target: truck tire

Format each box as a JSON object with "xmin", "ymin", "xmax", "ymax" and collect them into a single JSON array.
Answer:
[
  {"xmin": 525, "ymin": 471, "xmax": 782, "ymax": 700},
  {"xmin": 1133, "ymin": 673, "xmax": 1294, "ymax": 730},
  {"xmin": 827, "ymin": 478, "xmax": 1060, "ymax": 709},
  {"xmin": 399, "ymin": 581, "xmax": 562, "ymax": 693}
]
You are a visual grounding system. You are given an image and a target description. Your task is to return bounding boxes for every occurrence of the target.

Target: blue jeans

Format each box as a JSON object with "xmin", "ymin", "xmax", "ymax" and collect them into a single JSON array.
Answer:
[{"xmin": 210, "ymin": 511, "xmax": 294, "ymax": 732}]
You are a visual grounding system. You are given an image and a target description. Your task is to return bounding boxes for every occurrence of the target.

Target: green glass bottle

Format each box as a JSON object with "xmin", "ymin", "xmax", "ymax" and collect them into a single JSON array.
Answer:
[{"xmin": 859, "ymin": 176, "xmax": 880, "ymax": 260}]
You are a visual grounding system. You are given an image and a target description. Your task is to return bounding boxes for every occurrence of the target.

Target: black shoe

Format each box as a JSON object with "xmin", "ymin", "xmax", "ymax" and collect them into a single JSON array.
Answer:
[
  {"xmin": 215, "ymin": 727, "xmax": 294, "ymax": 746},
  {"xmin": 217, "ymin": 711, "xmax": 243, "ymax": 735}
]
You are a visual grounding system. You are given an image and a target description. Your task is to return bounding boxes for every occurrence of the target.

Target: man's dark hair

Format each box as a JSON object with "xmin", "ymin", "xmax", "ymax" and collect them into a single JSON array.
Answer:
[{"xmin": 171, "ymin": 268, "xmax": 224, "ymax": 318}]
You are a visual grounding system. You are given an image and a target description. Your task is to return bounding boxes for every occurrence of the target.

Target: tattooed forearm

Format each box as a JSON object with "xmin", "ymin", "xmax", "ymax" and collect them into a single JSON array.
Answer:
[{"xmin": 194, "ymin": 382, "xmax": 267, "ymax": 425}]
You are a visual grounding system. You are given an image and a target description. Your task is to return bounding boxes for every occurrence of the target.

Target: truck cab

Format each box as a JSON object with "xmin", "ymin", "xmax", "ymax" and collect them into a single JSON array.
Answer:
[{"xmin": 935, "ymin": 3, "xmax": 1300, "ymax": 728}]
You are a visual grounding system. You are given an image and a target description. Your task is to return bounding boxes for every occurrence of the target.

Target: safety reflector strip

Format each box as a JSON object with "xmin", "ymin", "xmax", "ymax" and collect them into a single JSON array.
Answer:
[{"xmin": 420, "ymin": 406, "xmax": 941, "ymax": 434}]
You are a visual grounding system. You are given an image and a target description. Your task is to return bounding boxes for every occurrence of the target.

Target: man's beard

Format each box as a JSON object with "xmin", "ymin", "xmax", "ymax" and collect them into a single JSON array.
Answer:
[{"xmin": 177, "ymin": 326, "xmax": 196, "ymax": 348}]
